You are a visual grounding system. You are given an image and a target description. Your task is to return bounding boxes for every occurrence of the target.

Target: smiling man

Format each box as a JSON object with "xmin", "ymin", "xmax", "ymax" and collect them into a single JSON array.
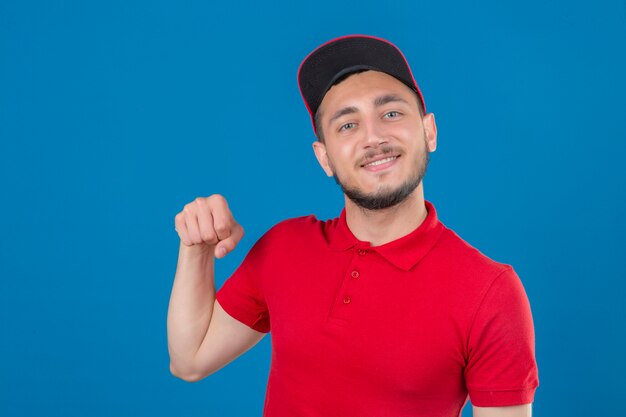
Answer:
[{"xmin": 167, "ymin": 35, "xmax": 539, "ymax": 417}]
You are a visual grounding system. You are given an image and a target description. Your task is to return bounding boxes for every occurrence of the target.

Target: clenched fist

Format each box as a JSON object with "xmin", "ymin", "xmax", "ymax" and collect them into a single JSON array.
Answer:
[{"xmin": 174, "ymin": 194, "xmax": 244, "ymax": 258}]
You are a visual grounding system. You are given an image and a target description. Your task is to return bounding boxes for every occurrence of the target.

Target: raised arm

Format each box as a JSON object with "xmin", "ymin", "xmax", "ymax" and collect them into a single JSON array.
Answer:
[{"xmin": 167, "ymin": 194, "xmax": 266, "ymax": 382}]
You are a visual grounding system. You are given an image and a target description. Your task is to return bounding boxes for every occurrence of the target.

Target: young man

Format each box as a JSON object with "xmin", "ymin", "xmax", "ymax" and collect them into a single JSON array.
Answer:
[{"xmin": 167, "ymin": 35, "xmax": 539, "ymax": 417}]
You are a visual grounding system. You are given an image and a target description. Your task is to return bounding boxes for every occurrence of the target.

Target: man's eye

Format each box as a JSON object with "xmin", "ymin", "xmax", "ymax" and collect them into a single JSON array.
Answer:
[
  {"xmin": 384, "ymin": 111, "xmax": 401, "ymax": 119},
  {"xmin": 339, "ymin": 122, "xmax": 356, "ymax": 131}
]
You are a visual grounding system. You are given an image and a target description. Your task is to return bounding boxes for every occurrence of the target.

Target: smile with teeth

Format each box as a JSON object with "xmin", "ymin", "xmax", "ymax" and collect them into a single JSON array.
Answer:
[{"xmin": 363, "ymin": 156, "xmax": 398, "ymax": 167}]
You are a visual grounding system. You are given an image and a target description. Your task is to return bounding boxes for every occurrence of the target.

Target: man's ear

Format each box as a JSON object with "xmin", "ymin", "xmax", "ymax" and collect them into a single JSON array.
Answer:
[
  {"xmin": 312, "ymin": 140, "xmax": 334, "ymax": 177},
  {"xmin": 422, "ymin": 113, "xmax": 438, "ymax": 152}
]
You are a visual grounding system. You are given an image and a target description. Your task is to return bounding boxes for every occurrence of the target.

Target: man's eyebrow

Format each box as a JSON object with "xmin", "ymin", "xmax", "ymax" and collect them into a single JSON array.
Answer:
[
  {"xmin": 374, "ymin": 94, "xmax": 409, "ymax": 107},
  {"xmin": 327, "ymin": 106, "xmax": 359, "ymax": 128},
  {"xmin": 326, "ymin": 95, "xmax": 409, "ymax": 128}
]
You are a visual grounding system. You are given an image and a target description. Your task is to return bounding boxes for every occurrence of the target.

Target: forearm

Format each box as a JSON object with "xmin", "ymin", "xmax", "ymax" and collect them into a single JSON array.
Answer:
[
  {"xmin": 473, "ymin": 404, "xmax": 532, "ymax": 417},
  {"xmin": 167, "ymin": 242, "xmax": 216, "ymax": 377}
]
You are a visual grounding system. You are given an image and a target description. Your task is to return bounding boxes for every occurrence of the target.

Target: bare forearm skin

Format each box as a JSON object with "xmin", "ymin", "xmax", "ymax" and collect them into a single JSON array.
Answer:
[{"xmin": 167, "ymin": 242, "xmax": 216, "ymax": 379}]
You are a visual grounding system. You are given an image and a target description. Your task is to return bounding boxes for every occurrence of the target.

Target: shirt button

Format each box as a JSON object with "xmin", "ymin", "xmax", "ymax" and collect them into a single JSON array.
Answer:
[
  {"xmin": 343, "ymin": 296, "xmax": 351, "ymax": 304},
  {"xmin": 351, "ymin": 270, "xmax": 360, "ymax": 279},
  {"xmin": 357, "ymin": 249, "xmax": 368, "ymax": 256}
]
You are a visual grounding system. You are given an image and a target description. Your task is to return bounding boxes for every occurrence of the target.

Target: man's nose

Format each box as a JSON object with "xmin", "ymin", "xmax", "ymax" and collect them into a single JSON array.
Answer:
[{"xmin": 361, "ymin": 116, "xmax": 388, "ymax": 149}]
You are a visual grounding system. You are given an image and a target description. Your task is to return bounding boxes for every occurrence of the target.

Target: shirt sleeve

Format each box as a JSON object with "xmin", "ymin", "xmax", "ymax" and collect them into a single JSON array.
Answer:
[
  {"xmin": 215, "ymin": 229, "xmax": 273, "ymax": 334},
  {"xmin": 464, "ymin": 266, "xmax": 539, "ymax": 406}
]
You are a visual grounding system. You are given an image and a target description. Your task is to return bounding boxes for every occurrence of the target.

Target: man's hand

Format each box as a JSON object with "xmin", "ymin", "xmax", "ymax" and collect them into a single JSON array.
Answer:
[{"xmin": 174, "ymin": 194, "xmax": 244, "ymax": 259}]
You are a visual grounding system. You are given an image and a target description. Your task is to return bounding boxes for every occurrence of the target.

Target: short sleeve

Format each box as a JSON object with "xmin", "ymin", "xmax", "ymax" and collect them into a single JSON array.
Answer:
[
  {"xmin": 215, "ymin": 230, "xmax": 273, "ymax": 334},
  {"xmin": 464, "ymin": 267, "xmax": 539, "ymax": 406}
]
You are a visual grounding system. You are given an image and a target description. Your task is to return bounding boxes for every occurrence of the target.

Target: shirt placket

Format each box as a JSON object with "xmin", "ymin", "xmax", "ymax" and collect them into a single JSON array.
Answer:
[{"xmin": 326, "ymin": 243, "xmax": 372, "ymax": 326}]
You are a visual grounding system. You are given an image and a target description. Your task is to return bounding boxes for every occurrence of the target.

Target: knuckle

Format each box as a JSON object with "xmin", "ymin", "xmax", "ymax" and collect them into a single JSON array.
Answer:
[
  {"xmin": 214, "ymin": 222, "xmax": 229, "ymax": 235},
  {"xmin": 201, "ymin": 230, "xmax": 216, "ymax": 242},
  {"xmin": 209, "ymin": 194, "xmax": 227, "ymax": 205}
]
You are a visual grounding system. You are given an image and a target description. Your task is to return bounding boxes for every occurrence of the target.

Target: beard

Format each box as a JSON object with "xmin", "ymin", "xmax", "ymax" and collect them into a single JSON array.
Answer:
[{"xmin": 329, "ymin": 140, "xmax": 430, "ymax": 211}]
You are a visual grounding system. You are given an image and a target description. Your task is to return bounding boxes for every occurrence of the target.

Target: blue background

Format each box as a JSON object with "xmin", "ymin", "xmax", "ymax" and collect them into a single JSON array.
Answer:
[{"xmin": 1, "ymin": 0, "xmax": 625, "ymax": 415}]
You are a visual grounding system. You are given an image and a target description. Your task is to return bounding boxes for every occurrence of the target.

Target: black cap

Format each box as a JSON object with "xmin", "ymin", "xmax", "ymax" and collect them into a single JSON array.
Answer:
[{"xmin": 297, "ymin": 34, "xmax": 426, "ymax": 134}]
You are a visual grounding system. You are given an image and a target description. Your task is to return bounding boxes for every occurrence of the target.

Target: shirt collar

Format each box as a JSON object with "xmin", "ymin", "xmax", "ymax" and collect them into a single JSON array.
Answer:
[{"xmin": 327, "ymin": 200, "xmax": 445, "ymax": 271}]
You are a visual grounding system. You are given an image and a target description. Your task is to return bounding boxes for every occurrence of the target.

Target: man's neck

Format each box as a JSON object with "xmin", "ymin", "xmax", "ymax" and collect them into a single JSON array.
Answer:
[{"xmin": 344, "ymin": 186, "xmax": 428, "ymax": 247}]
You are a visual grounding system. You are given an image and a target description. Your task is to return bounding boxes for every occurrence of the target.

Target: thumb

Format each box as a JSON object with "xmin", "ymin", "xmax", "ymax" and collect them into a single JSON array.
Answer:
[
  {"xmin": 214, "ymin": 224, "xmax": 244, "ymax": 259},
  {"xmin": 214, "ymin": 245, "xmax": 228, "ymax": 258}
]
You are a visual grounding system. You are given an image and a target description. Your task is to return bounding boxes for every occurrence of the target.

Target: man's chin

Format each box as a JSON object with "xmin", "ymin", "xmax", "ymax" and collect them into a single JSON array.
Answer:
[
  {"xmin": 342, "ymin": 185, "xmax": 417, "ymax": 211},
  {"xmin": 332, "ymin": 164, "xmax": 426, "ymax": 210}
]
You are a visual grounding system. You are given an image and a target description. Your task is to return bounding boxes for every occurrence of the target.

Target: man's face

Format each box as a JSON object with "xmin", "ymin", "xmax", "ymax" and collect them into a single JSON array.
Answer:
[{"xmin": 312, "ymin": 70, "xmax": 437, "ymax": 210}]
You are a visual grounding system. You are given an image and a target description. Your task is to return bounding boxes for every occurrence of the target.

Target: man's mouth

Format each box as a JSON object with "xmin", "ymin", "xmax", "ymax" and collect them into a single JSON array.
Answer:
[
  {"xmin": 362, "ymin": 156, "xmax": 398, "ymax": 167},
  {"xmin": 361, "ymin": 155, "xmax": 401, "ymax": 171}
]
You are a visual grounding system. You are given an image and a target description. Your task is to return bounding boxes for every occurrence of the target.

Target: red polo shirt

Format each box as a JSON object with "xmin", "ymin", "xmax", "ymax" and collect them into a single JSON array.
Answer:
[{"xmin": 216, "ymin": 200, "xmax": 539, "ymax": 417}]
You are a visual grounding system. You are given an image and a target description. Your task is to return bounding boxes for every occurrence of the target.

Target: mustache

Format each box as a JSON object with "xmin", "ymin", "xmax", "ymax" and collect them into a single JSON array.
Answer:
[{"xmin": 359, "ymin": 145, "xmax": 403, "ymax": 166}]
